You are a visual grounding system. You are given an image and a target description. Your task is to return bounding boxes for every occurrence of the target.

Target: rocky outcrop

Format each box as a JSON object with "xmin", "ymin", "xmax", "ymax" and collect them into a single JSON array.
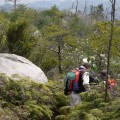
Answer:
[{"xmin": 0, "ymin": 53, "xmax": 48, "ymax": 83}]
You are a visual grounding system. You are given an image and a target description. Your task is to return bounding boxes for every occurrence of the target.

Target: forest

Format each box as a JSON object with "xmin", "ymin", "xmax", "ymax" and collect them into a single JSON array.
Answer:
[{"xmin": 0, "ymin": 0, "xmax": 120, "ymax": 119}]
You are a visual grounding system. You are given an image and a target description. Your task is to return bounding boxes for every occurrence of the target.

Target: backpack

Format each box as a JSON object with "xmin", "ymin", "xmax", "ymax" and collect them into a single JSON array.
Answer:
[
  {"xmin": 108, "ymin": 79, "xmax": 117, "ymax": 89},
  {"xmin": 64, "ymin": 69, "xmax": 80, "ymax": 95}
]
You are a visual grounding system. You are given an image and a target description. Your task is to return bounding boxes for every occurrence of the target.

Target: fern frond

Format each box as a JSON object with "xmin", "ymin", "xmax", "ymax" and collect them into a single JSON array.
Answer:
[
  {"xmin": 55, "ymin": 115, "xmax": 67, "ymax": 120},
  {"xmin": 59, "ymin": 106, "xmax": 71, "ymax": 114},
  {"xmin": 67, "ymin": 110, "xmax": 80, "ymax": 120}
]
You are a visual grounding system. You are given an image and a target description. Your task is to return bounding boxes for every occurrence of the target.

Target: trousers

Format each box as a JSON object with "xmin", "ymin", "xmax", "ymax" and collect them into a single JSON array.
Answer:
[{"xmin": 70, "ymin": 92, "xmax": 81, "ymax": 107}]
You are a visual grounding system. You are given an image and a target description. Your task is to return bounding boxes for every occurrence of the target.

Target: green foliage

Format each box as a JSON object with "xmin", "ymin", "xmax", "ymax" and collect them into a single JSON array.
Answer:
[
  {"xmin": 43, "ymin": 5, "xmax": 59, "ymax": 17},
  {"xmin": 25, "ymin": 103, "xmax": 52, "ymax": 120},
  {"xmin": 0, "ymin": 5, "xmax": 120, "ymax": 120},
  {"xmin": 55, "ymin": 115, "xmax": 67, "ymax": 120},
  {"xmin": 87, "ymin": 21, "xmax": 120, "ymax": 74},
  {"xmin": 6, "ymin": 19, "xmax": 37, "ymax": 57},
  {"xmin": 56, "ymin": 85, "xmax": 120, "ymax": 120},
  {"xmin": 59, "ymin": 106, "xmax": 71, "ymax": 115},
  {"xmin": 40, "ymin": 51, "xmax": 58, "ymax": 73},
  {"xmin": 0, "ymin": 14, "xmax": 9, "ymax": 52},
  {"xmin": 8, "ymin": 5, "xmax": 36, "ymax": 23},
  {"xmin": 41, "ymin": 5, "xmax": 63, "ymax": 25},
  {"xmin": 90, "ymin": 4, "xmax": 104, "ymax": 21},
  {"xmin": 0, "ymin": 75, "xmax": 120, "ymax": 120},
  {"xmin": 30, "ymin": 24, "xmax": 79, "ymax": 73},
  {"xmin": 84, "ymin": 112, "xmax": 100, "ymax": 120},
  {"xmin": 0, "ymin": 74, "xmax": 69, "ymax": 120},
  {"xmin": 89, "ymin": 109, "xmax": 103, "ymax": 118},
  {"xmin": 69, "ymin": 15, "xmax": 89, "ymax": 35}
]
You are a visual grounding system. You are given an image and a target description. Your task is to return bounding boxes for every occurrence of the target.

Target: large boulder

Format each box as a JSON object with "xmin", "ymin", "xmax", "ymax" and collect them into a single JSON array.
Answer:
[{"xmin": 0, "ymin": 53, "xmax": 48, "ymax": 83}]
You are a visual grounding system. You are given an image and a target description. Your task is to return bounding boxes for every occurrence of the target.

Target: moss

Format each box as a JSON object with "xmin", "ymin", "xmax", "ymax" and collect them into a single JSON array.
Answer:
[
  {"xmin": 84, "ymin": 113, "xmax": 98, "ymax": 120},
  {"xmin": 0, "ymin": 74, "xmax": 120, "ymax": 120},
  {"xmin": 0, "ymin": 75, "xmax": 69, "ymax": 119},
  {"xmin": 89, "ymin": 108, "xmax": 103, "ymax": 118}
]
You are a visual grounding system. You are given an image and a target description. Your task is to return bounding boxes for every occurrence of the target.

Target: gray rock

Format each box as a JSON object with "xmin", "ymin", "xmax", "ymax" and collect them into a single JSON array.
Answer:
[{"xmin": 0, "ymin": 53, "xmax": 48, "ymax": 83}]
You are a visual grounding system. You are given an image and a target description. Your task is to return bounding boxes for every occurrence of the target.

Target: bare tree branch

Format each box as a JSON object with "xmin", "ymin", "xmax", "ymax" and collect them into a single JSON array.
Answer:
[{"xmin": 75, "ymin": 0, "xmax": 79, "ymax": 15}]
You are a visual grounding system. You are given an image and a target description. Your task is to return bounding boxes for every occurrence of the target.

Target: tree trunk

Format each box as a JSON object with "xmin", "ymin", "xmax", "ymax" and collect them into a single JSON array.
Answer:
[
  {"xmin": 58, "ymin": 45, "xmax": 62, "ymax": 73},
  {"xmin": 99, "ymin": 55, "xmax": 102, "ymax": 70},
  {"xmin": 105, "ymin": 0, "xmax": 116, "ymax": 102},
  {"xmin": 14, "ymin": 0, "xmax": 16, "ymax": 9}
]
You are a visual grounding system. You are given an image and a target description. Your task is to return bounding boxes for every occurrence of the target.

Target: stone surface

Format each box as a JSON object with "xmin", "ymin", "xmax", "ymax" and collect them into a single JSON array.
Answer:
[{"xmin": 0, "ymin": 53, "xmax": 48, "ymax": 83}]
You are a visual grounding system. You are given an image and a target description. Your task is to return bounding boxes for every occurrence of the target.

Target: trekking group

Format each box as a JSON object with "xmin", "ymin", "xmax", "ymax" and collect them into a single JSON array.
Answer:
[{"xmin": 64, "ymin": 61, "xmax": 117, "ymax": 107}]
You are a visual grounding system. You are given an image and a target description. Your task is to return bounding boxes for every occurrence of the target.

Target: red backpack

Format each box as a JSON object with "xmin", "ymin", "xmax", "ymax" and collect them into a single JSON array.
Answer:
[{"xmin": 64, "ymin": 69, "xmax": 80, "ymax": 95}]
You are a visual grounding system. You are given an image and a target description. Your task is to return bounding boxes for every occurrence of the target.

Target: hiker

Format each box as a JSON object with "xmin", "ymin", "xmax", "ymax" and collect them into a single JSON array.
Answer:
[
  {"xmin": 98, "ymin": 70, "xmax": 108, "ymax": 93},
  {"xmin": 108, "ymin": 75, "xmax": 118, "ymax": 95},
  {"xmin": 69, "ymin": 63, "xmax": 91, "ymax": 107},
  {"xmin": 99, "ymin": 70, "xmax": 117, "ymax": 95},
  {"xmin": 100, "ymin": 70, "xmax": 108, "ymax": 81}
]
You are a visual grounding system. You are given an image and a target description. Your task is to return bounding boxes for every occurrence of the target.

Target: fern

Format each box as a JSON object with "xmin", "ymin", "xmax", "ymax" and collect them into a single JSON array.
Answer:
[
  {"xmin": 55, "ymin": 115, "xmax": 67, "ymax": 120},
  {"xmin": 89, "ymin": 108, "xmax": 103, "ymax": 118},
  {"xmin": 0, "ymin": 74, "xmax": 120, "ymax": 119},
  {"xmin": 84, "ymin": 112, "xmax": 100, "ymax": 120},
  {"xmin": 59, "ymin": 106, "xmax": 71, "ymax": 114},
  {"xmin": 67, "ymin": 110, "xmax": 80, "ymax": 120}
]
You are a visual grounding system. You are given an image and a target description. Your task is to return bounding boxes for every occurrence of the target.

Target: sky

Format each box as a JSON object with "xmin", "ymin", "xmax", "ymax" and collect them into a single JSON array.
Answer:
[
  {"xmin": 0, "ymin": 0, "xmax": 38, "ymax": 5},
  {"xmin": 0, "ymin": 0, "xmax": 57, "ymax": 4},
  {"xmin": 0, "ymin": 0, "xmax": 109, "ymax": 5}
]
